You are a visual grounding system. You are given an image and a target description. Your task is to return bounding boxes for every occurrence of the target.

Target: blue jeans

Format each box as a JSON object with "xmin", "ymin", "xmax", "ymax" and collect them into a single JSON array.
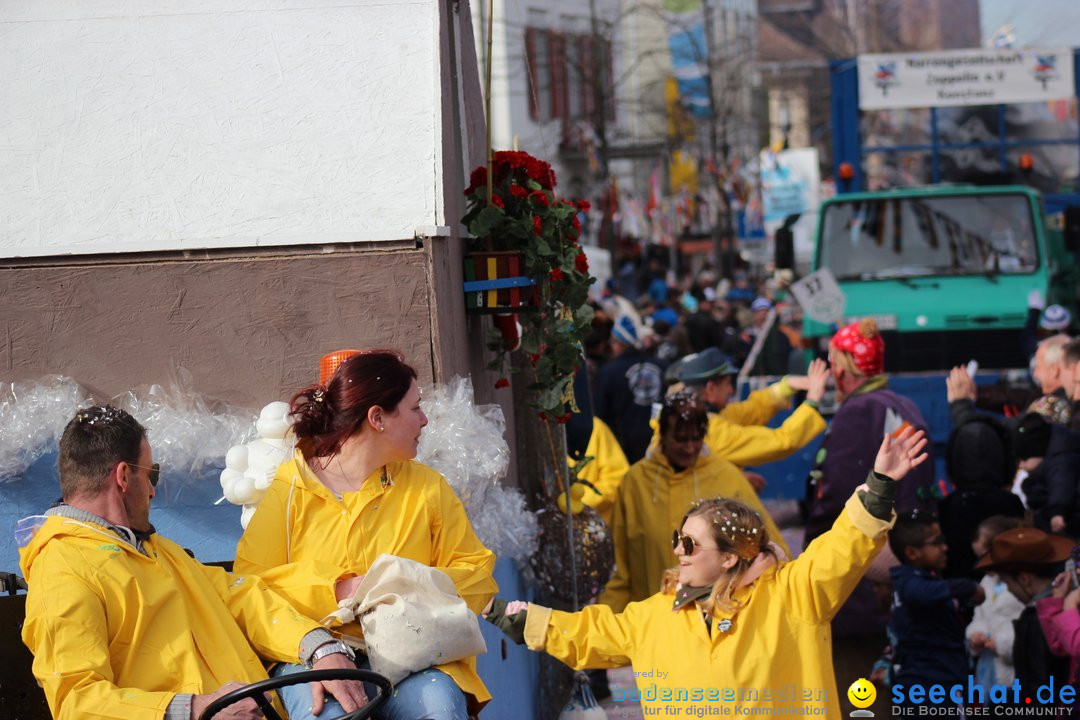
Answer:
[{"xmin": 272, "ymin": 658, "xmax": 468, "ymax": 720}]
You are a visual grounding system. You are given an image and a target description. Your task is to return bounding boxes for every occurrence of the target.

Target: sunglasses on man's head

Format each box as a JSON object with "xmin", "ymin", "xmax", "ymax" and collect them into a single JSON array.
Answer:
[
  {"xmin": 672, "ymin": 529, "xmax": 718, "ymax": 556},
  {"xmin": 127, "ymin": 462, "xmax": 161, "ymax": 488}
]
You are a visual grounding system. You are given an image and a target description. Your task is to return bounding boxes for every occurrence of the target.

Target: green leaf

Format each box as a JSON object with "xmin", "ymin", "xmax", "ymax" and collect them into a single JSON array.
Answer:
[{"xmin": 469, "ymin": 206, "xmax": 507, "ymax": 239}]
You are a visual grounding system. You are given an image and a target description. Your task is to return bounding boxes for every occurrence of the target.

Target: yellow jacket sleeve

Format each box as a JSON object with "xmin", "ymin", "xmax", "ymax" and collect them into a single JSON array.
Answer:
[
  {"xmin": 776, "ymin": 492, "xmax": 894, "ymax": 625},
  {"xmin": 197, "ymin": 562, "xmax": 318, "ymax": 665},
  {"xmin": 706, "ymin": 402, "xmax": 826, "ymax": 467},
  {"xmin": 718, "ymin": 382, "xmax": 794, "ymax": 427},
  {"xmin": 523, "ymin": 602, "xmax": 636, "ymax": 669},
  {"xmin": 233, "ymin": 476, "xmax": 347, "ymax": 622},
  {"xmin": 576, "ymin": 418, "xmax": 630, "ymax": 523},
  {"xmin": 23, "ymin": 552, "xmax": 175, "ymax": 720},
  {"xmin": 597, "ymin": 474, "xmax": 633, "ymax": 612},
  {"xmin": 427, "ymin": 477, "xmax": 499, "ymax": 613}
]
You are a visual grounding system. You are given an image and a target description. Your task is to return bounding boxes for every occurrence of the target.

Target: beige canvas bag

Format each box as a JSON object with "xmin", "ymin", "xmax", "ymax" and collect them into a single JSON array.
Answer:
[{"xmin": 320, "ymin": 554, "xmax": 487, "ymax": 683}]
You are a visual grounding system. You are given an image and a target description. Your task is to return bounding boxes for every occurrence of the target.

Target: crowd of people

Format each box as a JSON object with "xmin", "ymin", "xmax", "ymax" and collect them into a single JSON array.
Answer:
[{"xmin": 13, "ymin": 256, "xmax": 1080, "ymax": 720}]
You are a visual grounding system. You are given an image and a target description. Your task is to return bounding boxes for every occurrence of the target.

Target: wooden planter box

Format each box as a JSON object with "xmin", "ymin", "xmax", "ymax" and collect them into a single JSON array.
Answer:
[{"xmin": 463, "ymin": 251, "xmax": 540, "ymax": 313}]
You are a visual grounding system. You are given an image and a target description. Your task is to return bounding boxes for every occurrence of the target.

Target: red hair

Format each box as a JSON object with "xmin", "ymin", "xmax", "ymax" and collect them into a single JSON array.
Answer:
[{"xmin": 290, "ymin": 350, "xmax": 418, "ymax": 459}]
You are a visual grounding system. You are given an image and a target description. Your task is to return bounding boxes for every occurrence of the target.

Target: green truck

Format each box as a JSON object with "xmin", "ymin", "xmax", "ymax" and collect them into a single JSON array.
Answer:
[{"xmin": 803, "ymin": 185, "xmax": 1079, "ymax": 372}]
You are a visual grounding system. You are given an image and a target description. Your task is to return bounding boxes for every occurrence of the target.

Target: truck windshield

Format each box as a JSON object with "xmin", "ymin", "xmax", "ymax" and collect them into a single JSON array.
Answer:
[{"xmin": 819, "ymin": 194, "xmax": 1038, "ymax": 280}]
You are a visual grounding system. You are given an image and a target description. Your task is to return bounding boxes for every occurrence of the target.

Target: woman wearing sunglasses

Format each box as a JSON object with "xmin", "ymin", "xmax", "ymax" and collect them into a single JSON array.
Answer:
[
  {"xmin": 485, "ymin": 427, "xmax": 928, "ymax": 718},
  {"xmin": 233, "ymin": 350, "xmax": 496, "ymax": 720},
  {"xmin": 599, "ymin": 391, "xmax": 792, "ymax": 613}
]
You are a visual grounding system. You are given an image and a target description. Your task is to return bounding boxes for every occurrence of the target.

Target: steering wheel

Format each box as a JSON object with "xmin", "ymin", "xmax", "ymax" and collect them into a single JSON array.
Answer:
[{"xmin": 196, "ymin": 668, "xmax": 392, "ymax": 720}]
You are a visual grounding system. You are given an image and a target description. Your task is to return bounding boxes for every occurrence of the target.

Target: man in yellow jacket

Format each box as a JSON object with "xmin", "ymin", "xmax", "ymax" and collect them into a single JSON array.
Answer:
[
  {"xmin": 599, "ymin": 392, "xmax": 792, "ymax": 612},
  {"xmin": 677, "ymin": 348, "xmax": 827, "ymax": 470},
  {"xmin": 19, "ymin": 405, "xmax": 366, "ymax": 720}
]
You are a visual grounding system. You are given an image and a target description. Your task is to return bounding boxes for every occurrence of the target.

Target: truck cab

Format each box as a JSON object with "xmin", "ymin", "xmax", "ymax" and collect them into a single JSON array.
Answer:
[{"xmin": 803, "ymin": 185, "xmax": 1061, "ymax": 372}]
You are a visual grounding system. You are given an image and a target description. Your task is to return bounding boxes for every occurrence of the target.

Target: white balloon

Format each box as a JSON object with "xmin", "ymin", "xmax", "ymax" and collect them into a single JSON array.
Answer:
[
  {"xmin": 240, "ymin": 504, "xmax": 258, "ymax": 529},
  {"xmin": 251, "ymin": 466, "xmax": 276, "ymax": 490},
  {"xmin": 233, "ymin": 475, "xmax": 257, "ymax": 504},
  {"xmin": 256, "ymin": 401, "xmax": 292, "ymax": 439},
  {"xmin": 219, "ymin": 467, "xmax": 243, "ymax": 493},
  {"xmin": 259, "ymin": 437, "xmax": 290, "ymax": 452},
  {"xmin": 225, "ymin": 444, "xmax": 249, "ymax": 472},
  {"xmin": 246, "ymin": 439, "xmax": 286, "ymax": 471},
  {"xmin": 222, "ymin": 477, "xmax": 244, "ymax": 505}
]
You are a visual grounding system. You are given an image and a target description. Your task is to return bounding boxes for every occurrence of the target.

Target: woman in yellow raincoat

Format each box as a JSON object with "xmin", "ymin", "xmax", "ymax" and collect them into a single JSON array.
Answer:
[
  {"xmin": 234, "ymin": 350, "xmax": 497, "ymax": 720},
  {"xmin": 598, "ymin": 383, "xmax": 805, "ymax": 612},
  {"xmin": 485, "ymin": 428, "xmax": 929, "ymax": 718}
]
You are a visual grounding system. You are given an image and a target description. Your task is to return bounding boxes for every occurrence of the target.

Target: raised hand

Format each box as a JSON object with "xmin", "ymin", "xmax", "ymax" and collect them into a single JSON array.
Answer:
[
  {"xmin": 873, "ymin": 427, "xmax": 928, "ymax": 481},
  {"xmin": 805, "ymin": 358, "xmax": 829, "ymax": 403},
  {"xmin": 945, "ymin": 366, "xmax": 976, "ymax": 403}
]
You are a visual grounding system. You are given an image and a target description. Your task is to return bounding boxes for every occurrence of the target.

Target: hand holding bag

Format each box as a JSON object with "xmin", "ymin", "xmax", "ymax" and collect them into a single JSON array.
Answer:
[{"xmin": 320, "ymin": 554, "xmax": 487, "ymax": 684}]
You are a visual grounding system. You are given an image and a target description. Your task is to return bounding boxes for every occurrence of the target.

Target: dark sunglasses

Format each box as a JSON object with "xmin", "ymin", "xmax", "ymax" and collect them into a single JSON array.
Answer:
[
  {"xmin": 127, "ymin": 462, "xmax": 161, "ymax": 488},
  {"xmin": 672, "ymin": 529, "xmax": 718, "ymax": 556}
]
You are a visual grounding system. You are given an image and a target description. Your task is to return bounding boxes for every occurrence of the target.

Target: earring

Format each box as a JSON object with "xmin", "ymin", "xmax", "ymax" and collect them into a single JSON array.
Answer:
[{"xmin": 378, "ymin": 425, "xmax": 385, "ymax": 432}]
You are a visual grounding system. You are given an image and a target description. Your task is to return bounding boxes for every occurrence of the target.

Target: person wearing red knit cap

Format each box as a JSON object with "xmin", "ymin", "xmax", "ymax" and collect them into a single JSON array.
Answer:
[{"xmin": 803, "ymin": 318, "xmax": 937, "ymax": 716}]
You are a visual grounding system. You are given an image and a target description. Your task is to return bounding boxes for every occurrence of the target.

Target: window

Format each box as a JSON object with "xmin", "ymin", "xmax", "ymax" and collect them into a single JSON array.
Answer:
[{"xmin": 524, "ymin": 26, "xmax": 615, "ymax": 124}]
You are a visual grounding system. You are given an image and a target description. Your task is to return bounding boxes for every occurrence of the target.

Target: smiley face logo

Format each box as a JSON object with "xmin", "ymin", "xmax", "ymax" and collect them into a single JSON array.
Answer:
[{"xmin": 847, "ymin": 678, "xmax": 876, "ymax": 710}]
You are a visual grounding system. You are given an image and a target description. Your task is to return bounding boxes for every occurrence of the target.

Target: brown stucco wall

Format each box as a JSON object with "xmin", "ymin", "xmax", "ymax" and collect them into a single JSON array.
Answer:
[{"xmin": 0, "ymin": 244, "xmax": 439, "ymax": 407}]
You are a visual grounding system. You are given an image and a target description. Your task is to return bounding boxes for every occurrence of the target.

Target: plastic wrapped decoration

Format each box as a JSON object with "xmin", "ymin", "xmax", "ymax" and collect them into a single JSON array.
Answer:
[
  {"xmin": 416, "ymin": 376, "xmax": 538, "ymax": 564},
  {"xmin": 219, "ymin": 402, "xmax": 294, "ymax": 527},
  {"xmin": 0, "ymin": 376, "xmax": 89, "ymax": 481},
  {"xmin": 114, "ymin": 367, "xmax": 256, "ymax": 489},
  {"xmin": 558, "ymin": 672, "xmax": 607, "ymax": 720},
  {"xmin": 532, "ymin": 500, "xmax": 614, "ymax": 608}
]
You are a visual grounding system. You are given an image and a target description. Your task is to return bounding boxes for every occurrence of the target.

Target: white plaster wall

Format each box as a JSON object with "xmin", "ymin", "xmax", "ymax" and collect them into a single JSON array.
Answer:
[{"xmin": 0, "ymin": 0, "xmax": 443, "ymax": 257}]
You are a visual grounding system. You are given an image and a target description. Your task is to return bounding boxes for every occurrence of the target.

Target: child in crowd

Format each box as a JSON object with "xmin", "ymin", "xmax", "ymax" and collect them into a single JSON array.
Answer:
[
  {"xmin": 888, "ymin": 511, "xmax": 984, "ymax": 703},
  {"xmin": 966, "ymin": 516, "xmax": 1026, "ymax": 687},
  {"xmin": 975, "ymin": 528, "xmax": 1073, "ymax": 704}
]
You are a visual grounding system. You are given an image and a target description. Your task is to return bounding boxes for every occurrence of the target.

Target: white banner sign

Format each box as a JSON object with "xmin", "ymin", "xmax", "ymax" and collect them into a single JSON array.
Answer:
[
  {"xmin": 789, "ymin": 268, "xmax": 846, "ymax": 325},
  {"xmin": 858, "ymin": 47, "xmax": 1075, "ymax": 110}
]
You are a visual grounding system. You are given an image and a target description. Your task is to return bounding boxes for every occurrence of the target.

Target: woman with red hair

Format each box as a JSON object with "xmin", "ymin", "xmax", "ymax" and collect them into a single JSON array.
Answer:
[{"xmin": 234, "ymin": 350, "xmax": 496, "ymax": 720}]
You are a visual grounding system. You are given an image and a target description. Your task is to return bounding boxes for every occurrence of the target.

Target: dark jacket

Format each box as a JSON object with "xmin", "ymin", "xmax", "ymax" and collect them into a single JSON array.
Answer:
[
  {"xmin": 889, "ymin": 565, "xmax": 979, "ymax": 687},
  {"xmin": 1022, "ymin": 424, "xmax": 1080, "ymax": 536},
  {"xmin": 805, "ymin": 380, "xmax": 937, "ymax": 637},
  {"xmin": 594, "ymin": 350, "xmax": 664, "ymax": 464},
  {"xmin": 939, "ymin": 488, "xmax": 1025, "ymax": 578},
  {"xmin": 806, "ymin": 381, "xmax": 937, "ymax": 544},
  {"xmin": 1013, "ymin": 598, "xmax": 1072, "ymax": 706}
]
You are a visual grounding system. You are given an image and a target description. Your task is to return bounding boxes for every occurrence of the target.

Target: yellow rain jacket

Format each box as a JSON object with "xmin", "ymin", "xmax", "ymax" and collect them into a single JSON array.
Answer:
[
  {"xmin": 598, "ymin": 447, "xmax": 790, "ymax": 612},
  {"xmin": 234, "ymin": 453, "xmax": 497, "ymax": 709},
  {"xmin": 525, "ymin": 492, "xmax": 894, "ymax": 717},
  {"xmin": 708, "ymin": 383, "xmax": 826, "ymax": 467},
  {"xmin": 20, "ymin": 516, "xmax": 318, "ymax": 720},
  {"xmin": 573, "ymin": 417, "xmax": 630, "ymax": 525},
  {"xmin": 651, "ymin": 381, "xmax": 825, "ymax": 468}
]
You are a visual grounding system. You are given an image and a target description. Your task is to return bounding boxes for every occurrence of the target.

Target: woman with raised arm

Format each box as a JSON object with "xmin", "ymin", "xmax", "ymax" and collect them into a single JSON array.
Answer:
[
  {"xmin": 485, "ymin": 428, "xmax": 928, "ymax": 718},
  {"xmin": 234, "ymin": 350, "xmax": 496, "ymax": 720}
]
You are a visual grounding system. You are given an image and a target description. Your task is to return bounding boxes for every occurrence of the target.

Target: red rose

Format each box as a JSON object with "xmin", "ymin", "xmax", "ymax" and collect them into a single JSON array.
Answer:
[
  {"xmin": 465, "ymin": 166, "xmax": 487, "ymax": 195},
  {"xmin": 509, "ymin": 184, "xmax": 528, "ymax": 198},
  {"xmin": 533, "ymin": 216, "xmax": 543, "ymax": 235},
  {"xmin": 530, "ymin": 353, "xmax": 541, "ymax": 365},
  {"xmin": 530, "ymin": 191, "xmax": 549, "ymax": 207},
  {"xmin": 550, "ymin": 267, "xmax": 564, "ymax": 282},
  {"xmin": 572, "ymin": 215, "xmax": 581, "ymax": 232},
  {"xmin": 577, "ymin": 199, "xmax": 591, "ymax": 212},
  {"xmin": 494, "ymin": 378, "xmax": 510, "ymax": 389},
  {"xmin": 557, "ymin": 412, "xmax": 572, "ymax": 424},
  {"xmin": 491, "ymin": 194, "xmax": 505, "ymax": 209},
  {"xmin": 575, "ymin": 252, "xmax": 589, "ymax": 272}
]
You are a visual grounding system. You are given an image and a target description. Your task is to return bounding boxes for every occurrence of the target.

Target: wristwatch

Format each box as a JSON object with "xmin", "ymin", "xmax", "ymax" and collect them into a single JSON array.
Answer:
[{"xmin": 306, "ymin": 640, "xmax": 356, "ymax": 668}]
